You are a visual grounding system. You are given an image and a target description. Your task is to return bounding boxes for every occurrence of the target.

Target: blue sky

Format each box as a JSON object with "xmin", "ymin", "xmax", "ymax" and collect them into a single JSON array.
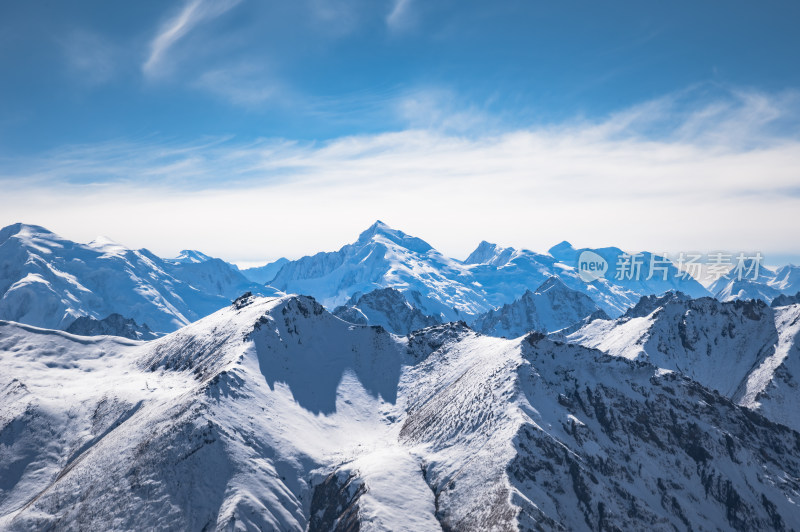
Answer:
[{"xmin": 1, "ymin": 1, "xmax": 799, "ymax": 264}]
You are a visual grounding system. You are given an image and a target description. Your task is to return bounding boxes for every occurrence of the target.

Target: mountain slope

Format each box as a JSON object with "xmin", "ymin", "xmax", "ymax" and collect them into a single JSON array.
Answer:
[
  {"xmin": 241, "ymin": 258, "xmax": 290, "ymax": 285},
  {"xmin": 0, "ymin": 296, "xmax": 437, "ymax": 531},
  {"xmin": 163, "ymin": 250, "xmax": 279, "ymax": 300},
  {"xmin": 711, "ymin": 264, "xmax": 800, "ymax": 304},
  {"xmin": 567, "ymin": 292, "xmax": 800, "ymax": 432},
  {"xmin": 2, "ymin": 295, "xmax": 799, "ymax": 530},
  {"xmin": 403, "ymin": 330, "xmax": 800, "ymax": 530},
  {"xmin": 471, "ymin": 277, "xmax": 607, "ymax": 337}
]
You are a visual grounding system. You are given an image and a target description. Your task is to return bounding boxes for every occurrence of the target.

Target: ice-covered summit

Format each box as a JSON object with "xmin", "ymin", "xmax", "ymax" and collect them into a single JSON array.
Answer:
[
  {"xmin": 168, "ymin": 249, "xmax": 215, "ymax": 264},
  {"xmin": 464, "ymin": 240, "xmax": 519, "ymax": 266},
  {"xmin": 356, "ymin": 220, "xmax": 434, "ymax": 254},
  {"xmin": 269, "ymin": 221, "xmax": 486, "ymax": 318}
]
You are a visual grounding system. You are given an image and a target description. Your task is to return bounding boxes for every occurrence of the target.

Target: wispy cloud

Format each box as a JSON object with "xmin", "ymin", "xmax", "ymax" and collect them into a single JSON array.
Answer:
[
  {"xmin": 395, "ymin": 87, "xmax": 501, "ymax": 133},
  {"xmin": 60, "ymin": 30, "xmax": 116, "ymax": 85},
  {"xmin": 309, "ymin": 0, "xmax": 362, "ymax": 36},
  {"xmin": 143, "ymin": 0, "xmax": 242, "ymax": 78},
  {"xmin": 386, "ymin": 0, "xmax": 414, "ymax": 31},
  {"xmin": 193, "ymin": 63, "xmax": 280, "ymax": 106},
  {"xmin": 2, "ymin": 88, "xmax": 799, "ymax": 261}
]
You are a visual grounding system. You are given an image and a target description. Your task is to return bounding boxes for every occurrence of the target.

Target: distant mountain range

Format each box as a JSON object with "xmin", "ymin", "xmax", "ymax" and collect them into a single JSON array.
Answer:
[
  {"xmin": 0, "ymin": 223, "xmax": 278, "ymax": 333},
  {"xmin": 2, "ymin": 221, "xmax": 799, "ymax": 338},
  {"xmin": 262, "ymin": 220, "xmax": 711, "ymax": 319},
  {"xmin": 711, "ymin": 265, "xmax": 800, "ymax": 304},
  {"xmin": 470, "ymin": 276, "xmax": 607, "ymax": 337}
]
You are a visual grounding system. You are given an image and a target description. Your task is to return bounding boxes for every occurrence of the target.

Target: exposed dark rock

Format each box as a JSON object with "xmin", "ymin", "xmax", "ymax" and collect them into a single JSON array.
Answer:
[{"xmin": 66, "ymin": 313, "xmax": 158, "ymax": 341}]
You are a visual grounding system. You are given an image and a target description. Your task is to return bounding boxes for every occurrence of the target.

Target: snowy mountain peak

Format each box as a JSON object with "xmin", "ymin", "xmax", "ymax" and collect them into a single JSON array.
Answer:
[
  {"xmin": 0, "ymin": 223, "xmax": 62, "ymax": 250},
  {"xmin": 0, "ymin": 224, "xmax": 277, "ymax": 333},
  {"xmin": 471, "ymin": 276, "xmax": 603, "ymax": 337},
  {"xmin": 0, "ymin": 222, "xmax": 55, "ymax": 242},
  {"xmin": 621, "ymin": 290, "xmax": 693, "ymax": 319},
  {"xmin": 356, "ymin": 220, "xmax": 433, "ymax": 254},
  {"xmin": 87, "ymin": 235, "xmax": 129, "ymax": 256},
  {"xmin": 332, "ymin": 287, "xmax": 442, "ymax": 335},
  {"xmin": 270, "ymin": 222, "xmax": 484, "ymax": 316},
  {"xmin": 547, "ymin": 239, "xmax": 576, "ymax": 261},
  {"xmin": 169, "ymin": 249, "xmax": 215, "ymax": 264},
  {"xmin": 534, "ymin": 275, "xmax": 569, "ymax": 293},
  {"xmin": 464, "ymin": 240, "xmax": 518, "ymax": 266},
  {"xmin": 88, "ymin": 235, "xmax": 120, "ymax": 247},
  {"xmin": 464, "ymin": 240, "xmax": 500, "ymax": 264}
]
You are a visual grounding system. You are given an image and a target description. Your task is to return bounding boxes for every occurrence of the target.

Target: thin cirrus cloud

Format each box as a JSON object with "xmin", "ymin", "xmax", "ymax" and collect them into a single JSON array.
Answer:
[
  {"xmin": 192, "ymin": 64, "xmax": 279, "ymax": 106},
  {"xmin": 142, "ymin": 0, "xmax": 242, "ymax": 78},
  {"xmin": 60, "ymin": 30, "xmax": 116, "ymax": 85},
  {"xmin": 138, "ymin": 0, "xmax": 414, "ymax": 105},
  {"xmin": 1, "ymin": 87, "xmax": 798, "ymax": 263},
  {"xmin": 387, "ymin": 0, "xmax": 414, "ymax": 31}
]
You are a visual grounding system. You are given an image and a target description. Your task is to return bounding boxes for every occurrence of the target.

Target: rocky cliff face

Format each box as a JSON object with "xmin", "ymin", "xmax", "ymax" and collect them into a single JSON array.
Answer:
[
  {"xmin": 471, "ymin": 277, "xmax": 607, "ymax": 337},
  {"xmin": 568, "ymin": 294, "xmax": 800, "ymax": 433},
  {"xmin": 65, "ymin": 313, "xmax": 158, "ymax": 340},
  {"xmin": 332, "ymin": 287, "xmax": 442, "ymax": 335}
]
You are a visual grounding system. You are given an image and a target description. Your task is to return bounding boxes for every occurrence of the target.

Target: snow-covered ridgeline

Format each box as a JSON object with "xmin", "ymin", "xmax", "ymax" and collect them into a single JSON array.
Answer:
[{"xmin": 2, "ymin": 294, "xmax": 799, "ymax": 530}]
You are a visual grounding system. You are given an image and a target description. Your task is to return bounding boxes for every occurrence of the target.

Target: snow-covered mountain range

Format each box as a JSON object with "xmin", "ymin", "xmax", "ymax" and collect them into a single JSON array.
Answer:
[
  {"xmin": 332, "ymin": 287, "xmax": 442, "ymax": 336},
  {"xmin": 566, "ymin": 292, "xmax": 800, "ymax": 432},
  {"xmin": 711, "ymin": 265, "xmax": 800, "ymax": 304},
  {"xmin": 0, "ymin": 223, "xmax": 278, "ymax": 333},
  {"xmin": 268, "ymin": 220, "xmax": 711, "ymax": 320},
  {"xmin": 3, "ymin": 294, "xmax": 800, "ymax": 530},
  {"xmin": 241, "ymin": 257, "xmax": 290, "ymax": 285},
  {"xmin": 4, "ymin": 220, "xmax": 795, "ymax": 339},
  {"xmin": 3, "ymin": 219, "xmax": 800, "ymax": 529},
  {"xmin": 470, "ymin": 276, "xmax": 607, "ymax": 337},
  {"xmin": 331, "ymin": 279, "xmax": 607, "ymax": 339}
]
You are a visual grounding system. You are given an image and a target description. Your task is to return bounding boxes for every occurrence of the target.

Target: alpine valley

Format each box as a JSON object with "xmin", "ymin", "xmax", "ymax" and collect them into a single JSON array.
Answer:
[{"xmin": 1, "ymin": 221, "xmax": 800, "ymax": 531}]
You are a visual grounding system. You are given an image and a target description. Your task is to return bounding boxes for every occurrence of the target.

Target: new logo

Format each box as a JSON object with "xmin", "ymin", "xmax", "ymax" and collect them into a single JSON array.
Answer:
[{"xmin": 577, "ymin": 250, "xmax": 608, "ymax": 282}]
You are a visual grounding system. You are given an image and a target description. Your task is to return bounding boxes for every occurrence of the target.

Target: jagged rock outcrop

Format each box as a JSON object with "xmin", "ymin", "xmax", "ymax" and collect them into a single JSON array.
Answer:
[
  {"xmin": 65, "ymin": 313, "xmax": 158, "ymax": 340},
  {"xmin": 471, "ymin": 277, "xmax": 607, "ymax": 337},
  {"xmin": 332, "ymin": 287, "xmax": 442, "ymax": 335}
]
